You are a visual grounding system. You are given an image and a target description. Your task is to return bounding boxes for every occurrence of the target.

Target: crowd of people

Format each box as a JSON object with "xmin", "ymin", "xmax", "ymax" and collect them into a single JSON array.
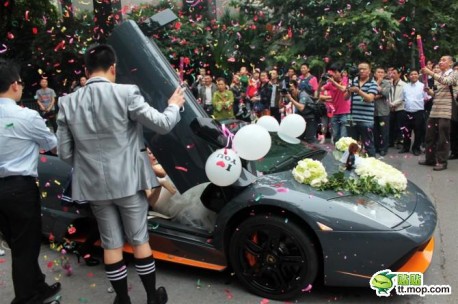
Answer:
[
  {"xmin": 1, "ymin": 41, "xmax": 458, "ymax": 304},
  {"xmin": 189, "ymin": 57, "xmax": 458, "ymax": 170}
]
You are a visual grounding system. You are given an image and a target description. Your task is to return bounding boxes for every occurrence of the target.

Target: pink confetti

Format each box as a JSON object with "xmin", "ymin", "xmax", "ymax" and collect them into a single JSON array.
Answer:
[
  {"xmin": 0, "ymin": 44, "xmax": 7, "ymax": 53},
  {"xmin": 276, "ymin": 187, "xmax": 288, "ymax": 193},
  {"xmin": 224, "ymin": 289, "xmax": 233, "ymax": 299},
  {"xmin": 337, "ymin": 191, "xmax": 344, "ymax": 196},
  {"xmin": 175, "ymin": 166, "xmax": 188, "ymax": 172},
  {"xmin": 87, "ymin": 272, "xmax": 94, "ymax": 278},
  {"xmin": 40, "ymin": 156, "xmax": 47, "ymax": 163},
  {"xmin": 302, "ymin": 284, "xmax": 313, "ymax": 292},
  {"xmin": 260, "ymin": 299, "xmax": 269, "ymax": 304},
  {"xmin": 47, "ymin": 261, "xmax": 54, "ymax": 268},
  {"xmin": 0, "ymin": 258, "xmax": 6, "ymax": 264}
]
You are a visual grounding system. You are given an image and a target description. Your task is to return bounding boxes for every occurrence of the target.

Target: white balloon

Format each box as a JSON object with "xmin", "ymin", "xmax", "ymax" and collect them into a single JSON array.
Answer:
[
  {"xmin": 232, "ymin": 124, "xmax": 272, "ymax": 160},
  {"xmin": 205, "ymin": 149, "xmax": 242, "ymax": 186},
  {"xmin": 256, "ymin": 116, "xmax": 280, "ymax": 132},
  {"xmin": 279, "ymin": 114, "xmax": 306, "ymax": 138},
  {"xmin": 278, "ymin": 132, "xmax": 301, "ymax": 144}
]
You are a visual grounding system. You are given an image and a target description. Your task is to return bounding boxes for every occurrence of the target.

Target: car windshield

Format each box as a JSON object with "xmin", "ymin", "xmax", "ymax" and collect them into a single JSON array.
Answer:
[{"xmin": 256, "ymin": 133, "xmax": 325, "ymax": 174}]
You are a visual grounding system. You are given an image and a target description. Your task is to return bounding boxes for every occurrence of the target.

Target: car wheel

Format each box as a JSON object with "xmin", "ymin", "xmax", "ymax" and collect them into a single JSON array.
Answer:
[{"xmin": 229, "ymin": 215, "xmax": 319, "ymax": 300}]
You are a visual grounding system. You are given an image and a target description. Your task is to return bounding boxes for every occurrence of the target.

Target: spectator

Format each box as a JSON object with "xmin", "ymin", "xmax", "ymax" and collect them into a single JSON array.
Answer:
[
  {"xmin": 36, "ymin": 78, "xmax": 57, "ymax": 132},
  {"xmin": 253, "ymin": 71, "xmax": 272, "ymax": 117},
  {"xmin": 198, "ymin": 75, "xmax": 217, "ymax": 116},
  {"xmin": 425, "ymin": 64, "xmax": 441, "ymax": 122},
  {"xmin": 320, "ymin": 63, "xmax": 350, "ymax": 143},
  {"xmin": 71, "ymin": 76, "xmax": 88, "ymax": 92},
  {"xmin": 344, "ymin": 62, "xmax": 378, "ymax": 157},
  {"xmin": 388, "ymin": 67, "xmax": 406, "ymax": 148},
  {"xmin": 373, "ymin": 67, "xmax": 391, "ymax": 156},
  {"xmin": 246, "ymin": 69, "xmax": 260, "ymax": 99},
  {"xmin": 420, "ymin": 55, "xmax": 458, "ymax": 170},
  {"xmin": 281, "ymin": 67, "xmax": 296, "ymax": 90},
  {"xmin": 298, "ymin": 63, "xmax": 318, "ymax": 97},
  {"xmin": 57, "ymin": 44, "xmax": 184, "ymax": 304},
  {"xmin": 239, "ymin": 66, "xmax": 250, "ymax": 92},
  {"xmin": 400, "ymin": 70, "xmax": 429, "ymax": 156},
  {"xmin": 269, "ymin": 69, "xmax": 282, "ymax": 122},
  {"xmin": 212, "ymin": 77, "xmax": 235, "ymax": 120},
  {"xmin": 190, "ymin": 68, "xmax": 206, "ymax": 98},
  {"xmin": 0, "ymin": 59, "xmax": 60, "ymax": 304}
]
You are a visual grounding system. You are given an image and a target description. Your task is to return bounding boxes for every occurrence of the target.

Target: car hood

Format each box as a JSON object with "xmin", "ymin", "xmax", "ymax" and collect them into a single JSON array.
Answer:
[{"xmin": 252, "ymin": 153, "xmax": 428, "ymax": 231}]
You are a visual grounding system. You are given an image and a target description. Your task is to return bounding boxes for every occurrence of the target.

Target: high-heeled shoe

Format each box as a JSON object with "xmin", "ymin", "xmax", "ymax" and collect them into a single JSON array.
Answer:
[{"xmin": 74, "ymin": 251, "xmax": 100, "ymax": 266}]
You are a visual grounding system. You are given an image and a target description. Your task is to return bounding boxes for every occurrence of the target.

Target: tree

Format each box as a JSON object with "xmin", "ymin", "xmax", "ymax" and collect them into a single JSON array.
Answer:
[{"xmin": 230, "ymin": 0, "xmax": 458, "ymax": 72}]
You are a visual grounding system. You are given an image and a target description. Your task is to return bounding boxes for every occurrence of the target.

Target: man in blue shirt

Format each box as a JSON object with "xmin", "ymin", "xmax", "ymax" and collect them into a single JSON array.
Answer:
[
  {"xmin": 0, "ymin": 59, "xmax": 60, "ymax": 304},
  {"xmin": 344, "ymin": 62, "xmax": 379, "ymax": 157}
]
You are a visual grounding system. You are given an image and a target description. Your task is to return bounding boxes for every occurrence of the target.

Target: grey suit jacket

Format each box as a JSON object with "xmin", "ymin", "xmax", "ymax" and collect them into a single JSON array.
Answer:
[
  {"xmin": 57, "ymin": 77, "xmax": 180, "ymax": 201},
  {"xmin": 198, "ymin": 83, "xmax": 217, "ymax": 105}
]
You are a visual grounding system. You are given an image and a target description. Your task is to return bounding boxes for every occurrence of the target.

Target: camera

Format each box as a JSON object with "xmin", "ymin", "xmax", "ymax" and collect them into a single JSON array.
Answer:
[
  {"xmin": 347, "ymin": 66, "xmax": 359, "ymax": 78},
  {"xmin": 321, "ymin": 73, "xmax": 331, "ymax": 81},
  {"xmin": 280, "ymin": 88, "xmax": 289, "ymax": 95}
]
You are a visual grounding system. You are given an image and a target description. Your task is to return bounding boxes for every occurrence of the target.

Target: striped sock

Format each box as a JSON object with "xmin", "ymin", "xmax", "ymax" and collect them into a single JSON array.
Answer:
[
  {"xmin": 105, "ymin": 260, "xmax": 129, "ymax": 303},
  {"xmin": 135, "ymin": 256, "xmax": 156, "ymax": 301}
]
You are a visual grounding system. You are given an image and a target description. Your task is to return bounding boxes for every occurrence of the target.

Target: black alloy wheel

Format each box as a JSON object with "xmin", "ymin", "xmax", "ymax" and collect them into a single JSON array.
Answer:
[{"xmin": 229, "ymin": 215, "xmax": 319, "ymax": 300}]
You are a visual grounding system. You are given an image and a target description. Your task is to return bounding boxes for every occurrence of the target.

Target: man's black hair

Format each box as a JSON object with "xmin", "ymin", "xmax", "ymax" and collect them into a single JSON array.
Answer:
[
  {"xmin": 0, "ymin": 59, "xmax": 20, "ymax": 93},
  {"xmin": 329, "ymin": 62, "xmax": 344, "ymax": 72},
  {"xmin": 84, "ymin": 44, "xmax": 117, "ymax": 74},
  {"xmin": 389, "ymin": 67, "xmax": 402, "ymax": 74}
]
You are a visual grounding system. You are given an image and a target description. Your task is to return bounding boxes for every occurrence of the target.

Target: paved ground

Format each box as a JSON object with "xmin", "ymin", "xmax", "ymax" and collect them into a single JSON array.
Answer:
[{"xmin": 1, "ymin": 145, "xmax": 457, "ymax": 304}]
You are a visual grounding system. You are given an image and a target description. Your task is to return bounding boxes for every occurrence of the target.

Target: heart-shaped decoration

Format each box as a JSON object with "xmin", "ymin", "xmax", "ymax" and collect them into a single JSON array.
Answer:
[{"xmin": 216, "ymin": 161, "xmax": 225, "ymax": 168}]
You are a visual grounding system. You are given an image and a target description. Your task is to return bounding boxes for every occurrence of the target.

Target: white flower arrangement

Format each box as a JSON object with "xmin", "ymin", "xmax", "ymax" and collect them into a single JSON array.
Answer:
[
  {"xmin": 292, "ymin": 159, "xmax": 328, "ymax": 188},
  {"xmin": 335, "ymin": 137, "xmax": 358, "ymax": 152},
  {"xmin": 355, "ymin": 157, "xmax": 407, "ymax": 193}
]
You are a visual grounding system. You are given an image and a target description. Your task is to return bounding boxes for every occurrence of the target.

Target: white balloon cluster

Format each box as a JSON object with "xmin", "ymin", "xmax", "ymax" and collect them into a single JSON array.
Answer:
[{"xmin": 205, "ymin": 115, "xmax": 306, "ymax": 186}]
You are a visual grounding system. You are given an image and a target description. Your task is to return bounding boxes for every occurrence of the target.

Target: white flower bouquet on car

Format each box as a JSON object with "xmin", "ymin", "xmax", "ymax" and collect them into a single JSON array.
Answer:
[
  {"xmin": 292, "ymin": 159, "xmax": 328, "ymax": 188},
  {"xmin": 355, "ymin": 157, "xmax": 408, "ymax": 193},
  {"xmin": 334, "ymin": 137, "xmax": 358, "ymax": 152}
]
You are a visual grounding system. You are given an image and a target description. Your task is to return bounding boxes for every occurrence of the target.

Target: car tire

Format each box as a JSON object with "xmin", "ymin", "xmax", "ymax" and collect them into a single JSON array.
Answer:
[{"xmin": 229, "ymin": 215, "xmax": 319, "ymax": 300}]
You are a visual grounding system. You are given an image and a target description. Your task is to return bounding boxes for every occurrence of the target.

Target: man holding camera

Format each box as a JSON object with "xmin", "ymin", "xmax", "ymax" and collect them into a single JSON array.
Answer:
[
  {"xmin": 320, "ymin": 63, "xmax": 350, "ymax": 143},
  {"xmin": 344, "ymin": 62, "xmax": 378, "ymax": 157}
]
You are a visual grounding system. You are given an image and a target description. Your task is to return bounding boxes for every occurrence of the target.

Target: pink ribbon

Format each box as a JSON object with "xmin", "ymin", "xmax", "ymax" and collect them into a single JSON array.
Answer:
[{"xmin": 221, "ymin": 124, "xmax": 235, "ymax": 149}]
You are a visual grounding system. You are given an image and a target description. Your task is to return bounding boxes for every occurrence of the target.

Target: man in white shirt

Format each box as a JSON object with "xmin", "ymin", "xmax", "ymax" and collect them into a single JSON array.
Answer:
[{"xmin": 399, "ymin": 70, "xmax": 430, "ymax": 155}]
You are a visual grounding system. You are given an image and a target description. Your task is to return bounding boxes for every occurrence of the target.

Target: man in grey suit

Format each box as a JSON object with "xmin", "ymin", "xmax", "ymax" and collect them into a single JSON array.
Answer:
[{"xmin": 57, "ymin": 44, "xmax": 184, "ymax": 304}]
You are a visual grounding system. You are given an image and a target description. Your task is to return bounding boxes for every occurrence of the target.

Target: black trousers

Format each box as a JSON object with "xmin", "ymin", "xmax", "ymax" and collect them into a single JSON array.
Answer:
[
  {"xmin": 0, "ymin": 176, "xmax": 48, "ymax": 304},
  {"xmin": 402, "ymin": 110, "xmax": 425, "ymax": 152},
  {"xmin": 374, "ymin": 115, "xmax": 390, "ymax": 154},
  {"xmin": 389, "ymin": 110, "xmax": 406, "ymax": 146}
]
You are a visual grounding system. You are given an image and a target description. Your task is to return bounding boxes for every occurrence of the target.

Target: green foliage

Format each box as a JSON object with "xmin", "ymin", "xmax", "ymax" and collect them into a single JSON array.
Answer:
[{"xmin": 319, "ymin": 172, "xmax": 403, "ymax": 198}]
